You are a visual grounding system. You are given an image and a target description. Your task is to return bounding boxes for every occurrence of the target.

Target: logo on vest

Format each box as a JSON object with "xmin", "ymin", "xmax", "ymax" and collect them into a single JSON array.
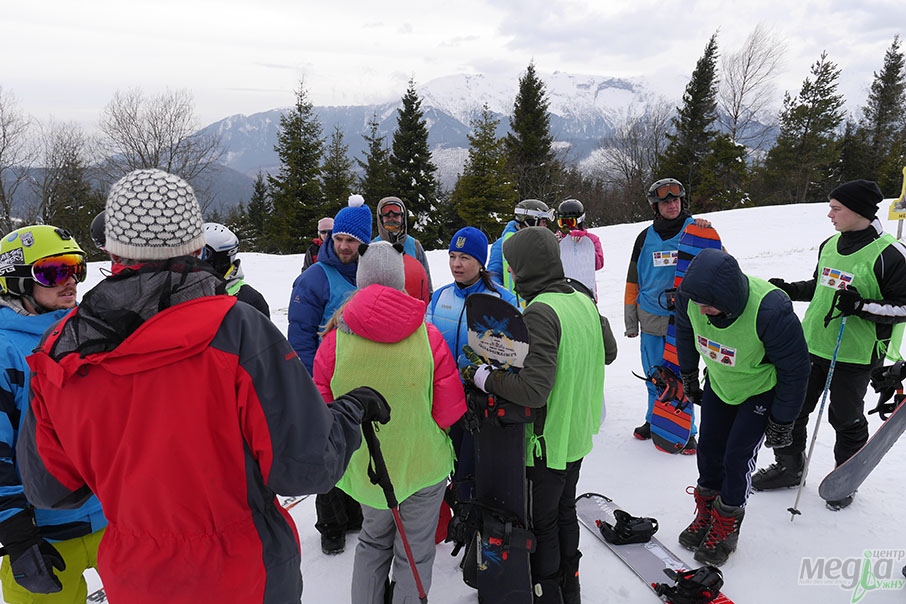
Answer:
[
  {"xmin": 652, "ymin": 250, "xmax": 678, "ymax": 267},
  {"xmin": 819, "ymin": 266, "xmax": 854, "ymax": 290},
  {"xmin": 697, "ymin": 335, "xmax": 736, "ymax": 366}
]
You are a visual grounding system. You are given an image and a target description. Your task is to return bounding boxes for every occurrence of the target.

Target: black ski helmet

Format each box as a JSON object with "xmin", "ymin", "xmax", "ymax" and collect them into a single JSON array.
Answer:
[
  {"xmin": 557, "ymin": 199, "xmax": 586, "ymax": 227},
  {"xmin": 90, "ymin": 211, "xmax": 106, "ymax": 251},
  {"xmin": 647, "ymin": 178, "xmax": 686, "ymax": 214},
  {"xmin": 514, "ymin": 199, "xmax": 552, "ymax": 227}
]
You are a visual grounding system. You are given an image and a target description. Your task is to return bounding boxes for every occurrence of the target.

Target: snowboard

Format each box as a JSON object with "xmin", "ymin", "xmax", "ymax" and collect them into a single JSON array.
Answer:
[
  {"xmin": 84, "ymin": 494, "xmax": 311, "ymax": 602},
  {"xmin": 818, "ymin": 394, "xmax": 906, "ymax": 502},
  {"xmin": 652, "ymin": 223, "xmax": 722, "ymax": 454},
  {"xmin": 576, "ymin": 492, "xmax": 735, "ymax": 604},
  {"xmin": 559, "ymin": 236, "xmax": 597, "ymax": 299},
  {"xmin": 464, "ymin": 293, "xmax": 535, "ymax": 603}
]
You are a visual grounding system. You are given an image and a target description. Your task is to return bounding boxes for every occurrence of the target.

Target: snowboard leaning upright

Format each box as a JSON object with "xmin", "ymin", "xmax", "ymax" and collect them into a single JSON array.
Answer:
[
  {"xmin": 465, "ymin": 293, "xmax": 535, "ymax": 603},
  {"xmin": 818, "ymin": 394, "xmax": 906, "ymax": 502},
  {"xmin": 652, "ymin": 223, "xmax": 722, "ymax": 454},
  {"xmin": 559, "ymin": 236, "xmax": 597, "ymax": 298}
]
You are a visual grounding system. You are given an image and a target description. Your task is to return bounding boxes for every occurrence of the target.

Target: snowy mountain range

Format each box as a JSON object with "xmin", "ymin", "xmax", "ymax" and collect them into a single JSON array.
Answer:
[{"xmin": 200, "ymin": 71, "xmax": 665, "ymax": 210}]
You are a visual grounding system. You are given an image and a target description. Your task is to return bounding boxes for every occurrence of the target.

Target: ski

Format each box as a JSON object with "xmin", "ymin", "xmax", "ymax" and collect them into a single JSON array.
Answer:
[
  {"xmin": 84, "ymin": 494, "xmax": 311, "ymax": 602},
  {"xmin": 652, "ymin": 223, "xmax": 722, "ymax": 454},
  {"xmin": 576, "ymin": 492, "xmax": 735, "ymax": 603}
]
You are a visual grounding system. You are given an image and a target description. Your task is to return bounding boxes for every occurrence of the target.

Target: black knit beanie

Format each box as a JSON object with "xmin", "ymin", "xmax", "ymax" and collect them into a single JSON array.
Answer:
[{"xmin": 829, "ymin": 179, "xmax": 883, "ymax": 220}]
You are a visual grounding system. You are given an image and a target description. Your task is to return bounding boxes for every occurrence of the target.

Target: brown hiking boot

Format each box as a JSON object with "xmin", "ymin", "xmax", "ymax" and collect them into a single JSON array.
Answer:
[{"xmin": 693, "ymin": 497, "xmax": 744, "ymax": 566}]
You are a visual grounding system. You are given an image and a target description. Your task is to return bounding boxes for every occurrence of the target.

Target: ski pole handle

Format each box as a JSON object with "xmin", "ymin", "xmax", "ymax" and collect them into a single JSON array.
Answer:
[{"xmin": 362, "ymin": 422, "xmax": 398, "ymax": 509}]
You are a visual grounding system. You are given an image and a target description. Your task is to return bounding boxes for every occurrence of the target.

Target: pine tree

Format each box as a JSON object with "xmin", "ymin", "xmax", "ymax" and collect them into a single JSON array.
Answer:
[
  {"xmin": 847, "ymin": 36, "xmax": 906, "ymax": 193},
  {"xmin": 357, "ymin": 113, "xmax": 394, "ymax": 205},
  {"xmin": 504, "ymin": 62, "xmax": 559, "ymax": 201},
  {"xmin": 658, "ymin": 33, "xmax": 721, "ymax": 205},
  {"xmin": 389, "ymin": 79, "xmax": 441, "ymax": 246},
  {"xmin": 266, "ymin": 82, "xmax": 325, "ymax": 253},
  {"xmin": 451, "ymin": 104, "xmax": 517, "ymax": 234},
  {"xmin": 761, "ymin": 51, "xmax": 845, "ymax": 203},
  {"xmin": 321, "ymin": 125, "xmax": 356, "ymax": 216},
  {"xmin": 246, "ymin": 171, "xmax": 271, "ymax": 251}
]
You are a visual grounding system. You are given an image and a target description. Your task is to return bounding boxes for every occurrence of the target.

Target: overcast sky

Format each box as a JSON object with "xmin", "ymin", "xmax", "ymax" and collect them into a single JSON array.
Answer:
[{"xmin": 3, "ymin": 0, "xmax": 904, "ymax": 129}]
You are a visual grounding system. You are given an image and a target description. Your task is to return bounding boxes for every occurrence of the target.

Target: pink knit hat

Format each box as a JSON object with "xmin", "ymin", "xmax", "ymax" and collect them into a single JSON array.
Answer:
[{"xmin": 317, "ymin": 217, "xmax": 334, "ymax": 232}]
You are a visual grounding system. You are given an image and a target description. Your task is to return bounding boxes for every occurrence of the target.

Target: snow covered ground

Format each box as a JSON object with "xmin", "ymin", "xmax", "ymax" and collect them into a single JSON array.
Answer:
[{"xmin": 74, "ymin": 202, "xmax": 906, "ymax": 603}]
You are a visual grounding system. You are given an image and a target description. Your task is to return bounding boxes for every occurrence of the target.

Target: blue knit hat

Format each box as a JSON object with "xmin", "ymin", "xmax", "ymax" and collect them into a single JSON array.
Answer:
[
  {"xmin": 449, "ymin": 227, "xmax": 488, "ymax": 266},
  {"xmin": 333, "ymin": 194, "xmax": 372, "ymax": 244}
]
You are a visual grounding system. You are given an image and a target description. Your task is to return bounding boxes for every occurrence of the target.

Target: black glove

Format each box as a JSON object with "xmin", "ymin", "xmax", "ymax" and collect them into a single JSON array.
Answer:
[
  {"xmin": 768, "ymin": 278, "xmax": 794, "ymax": 298},
  {"xmin": 764, "ymin": 416, "xmax": 794, "ymax": 449},
  {"xmin": 0, "ymin": 510, "xmax": 65, "ymax": 594},
  {"xmin": 834, "ymin": 285, "xmax": 863, "ymax": 316},
  {"xmin": 341, "ymin": 386, "xmax": 391, "ymax": 424},
  {"xmin": 681, "ymin": 372, "xmax": 702, "ymax": 406}
]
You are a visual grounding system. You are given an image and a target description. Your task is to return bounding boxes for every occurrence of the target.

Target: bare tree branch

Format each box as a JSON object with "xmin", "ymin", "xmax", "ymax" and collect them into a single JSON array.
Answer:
[{"xmin": 0, "ymin": 87, "xmax": 37, "ymax": 233}]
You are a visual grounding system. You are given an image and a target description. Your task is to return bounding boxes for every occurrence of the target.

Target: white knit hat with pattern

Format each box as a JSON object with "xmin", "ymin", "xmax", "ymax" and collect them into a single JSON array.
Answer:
[{"xmin": 104, "ymin": 169, "xmax": 206, "ymax": 261}]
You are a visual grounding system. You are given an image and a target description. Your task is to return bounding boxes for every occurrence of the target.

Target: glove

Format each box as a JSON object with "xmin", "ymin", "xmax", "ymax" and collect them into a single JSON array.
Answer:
[
  {"xmin": 764, "ymin": 416, "xmax": 794, "ymax": 449},
  {"xmin": 870, "ymin": 360, "xmax": 906, "ymax": 392},
  {"xmin": 341, "ymin": 386, "xmax": 391, "ymax": 424},
  {"xmin": 0, "ymin": 510, "xmax": 65, "ymax": 594},
  {"xmin": 461, "ymin": 346, "xmax": 493, "ymax": 393},
  {"xmin": 768, "ymin": 278, "xmax": 794, "ymax": 298},
  {"xmin": 834, "ymin": 285, "xmax": 863, "ymax": 316},
  {"xmin": 569, "ymin": 229, "xmax": 587, "ymax": 241},
  {"xmin": 681, "ymin": 372, "xmax": 702, "ymax": 406}
]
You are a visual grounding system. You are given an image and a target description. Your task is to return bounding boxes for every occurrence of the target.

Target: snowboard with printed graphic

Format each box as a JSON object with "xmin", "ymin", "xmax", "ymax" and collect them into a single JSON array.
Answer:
[
  {"xmin": 652, "ymin": 223, "xmax": 722, "ymax": 454},
  {"xmin": 464, "ymin": 293, "xmax": 535, "ymax": 603}
]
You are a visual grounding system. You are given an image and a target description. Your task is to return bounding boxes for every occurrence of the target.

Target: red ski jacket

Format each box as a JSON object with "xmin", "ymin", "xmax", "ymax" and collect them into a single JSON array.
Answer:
[{"xmin": 16, "ymin": 261, "xmax": 365, "ymax": 604}]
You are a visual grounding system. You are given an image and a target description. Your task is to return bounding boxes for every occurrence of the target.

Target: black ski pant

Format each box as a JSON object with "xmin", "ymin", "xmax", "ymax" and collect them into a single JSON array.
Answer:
[
  {"xmin": 315, "ymin": 486, "xmax": 363, "ymax": 537},
  {"xmin": 697, "ymin": 383, "xmax": 771, "ymax": 507},
  {"xmin": 778, "ymin": 356, "xmax": 872, "ymax": 467},
  {"xmin": 527, "ymin": 458, "xmax": 583, "ymax": 584}
]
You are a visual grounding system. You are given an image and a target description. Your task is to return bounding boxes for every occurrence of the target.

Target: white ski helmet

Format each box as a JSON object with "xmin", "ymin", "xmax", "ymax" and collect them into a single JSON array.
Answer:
[{"xmin": 202, "ymin": 222, "xmax": 240, "ymax": 275}]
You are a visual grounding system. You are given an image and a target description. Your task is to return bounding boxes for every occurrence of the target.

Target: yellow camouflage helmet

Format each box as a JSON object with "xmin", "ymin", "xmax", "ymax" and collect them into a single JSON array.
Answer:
[{"xmin": 0, "ymin": 225, "xmax": 86, "ymax": 296}]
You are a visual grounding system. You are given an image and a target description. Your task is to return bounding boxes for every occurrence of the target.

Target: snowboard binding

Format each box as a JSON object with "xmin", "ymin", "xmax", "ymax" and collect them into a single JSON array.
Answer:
[
  {"xmin": 653, "ymin": 565, "xmax": 724, "ymax": 604},
  {"xmin": 597, "ymin": 508, "xmax": 659, "ymax": 545}
]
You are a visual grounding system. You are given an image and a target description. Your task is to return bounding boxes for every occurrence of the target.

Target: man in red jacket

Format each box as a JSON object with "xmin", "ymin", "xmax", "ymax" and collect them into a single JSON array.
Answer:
[{"xmin": 15, "ymin": 169, "xmax": 390, "ymax": 604}]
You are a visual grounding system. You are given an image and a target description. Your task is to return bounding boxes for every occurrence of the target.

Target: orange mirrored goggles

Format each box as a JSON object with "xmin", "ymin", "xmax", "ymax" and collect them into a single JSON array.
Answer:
[
  {"xmin": 558, "ymin": 217, "xmax": 578, "ymax": 229},
  {"xmin": 28, "ymin": 253, "xmax": 87, "ymax": 287},
  {"xmin": 652, "ymin": 183, "xmax": 684, "ymax": 201}
]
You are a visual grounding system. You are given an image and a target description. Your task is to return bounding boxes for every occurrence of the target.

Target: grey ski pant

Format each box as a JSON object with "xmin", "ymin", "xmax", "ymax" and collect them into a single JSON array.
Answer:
[{"xmin": 350, "ymin": 479, "xmax": 446, "ymax": 604}]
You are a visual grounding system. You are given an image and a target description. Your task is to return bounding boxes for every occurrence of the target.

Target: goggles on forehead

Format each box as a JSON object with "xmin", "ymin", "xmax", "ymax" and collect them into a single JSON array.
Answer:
[
  {"xmin": 651, "ymin": 183, "xmax": 684, "ymax": 202},
  {"xmin": 15, "ymin": 253, "xmax": 88, "ymax": 287},
  {"xmin": 515, "ymin": 207, "xmax": 554, "ymax": 223}
]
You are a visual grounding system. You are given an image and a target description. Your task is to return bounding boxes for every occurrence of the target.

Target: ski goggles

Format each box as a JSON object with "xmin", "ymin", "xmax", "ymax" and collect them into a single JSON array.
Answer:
[
  {"xmin": 558, "ymin": 217, "xmax": 577, "ymax": 229},
  {"xmin": 380, "ymin": 206, "xmax": 404, "ymax": 219},
  {"xmin": 650, "ymin": 182, "xmax": 684, "ymax": 201},
  {"xmin": 514, "ymin": 207, "xmax": 555, "ymax": 225},
  {"xmin": 25, "ymin": 253, "xmax": 87, "ymax": 287}
]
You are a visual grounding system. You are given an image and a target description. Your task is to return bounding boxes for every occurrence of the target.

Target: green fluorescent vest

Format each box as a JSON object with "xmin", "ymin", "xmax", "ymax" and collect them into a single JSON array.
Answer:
[
  {"xmin": 687, "ymin": 276, "xmax": 778, "ymax": 405},
  {"xmin": 331, "ymin": 325, "xmax": 454, "ymax": 509},
  {"xmin": 526, "ymin": 291, "xmax": 605, "ymax": 470},
  {"xmin": 801, "ymin": 233, "xmax": 904, "ymax": 364}
]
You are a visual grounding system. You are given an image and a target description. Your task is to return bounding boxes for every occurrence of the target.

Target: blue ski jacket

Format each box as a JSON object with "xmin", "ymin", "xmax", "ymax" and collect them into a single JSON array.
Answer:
[
  {"xmin": 0, "ymin": 299, "xmax": 107, "ymax": 538},
  {"xmin": 487, "ymin": 221, "xmax": 519, "ymax": 286},
  {"xmin": 288, "ymin": 238, "xmax": 358, "ymax": 373}
]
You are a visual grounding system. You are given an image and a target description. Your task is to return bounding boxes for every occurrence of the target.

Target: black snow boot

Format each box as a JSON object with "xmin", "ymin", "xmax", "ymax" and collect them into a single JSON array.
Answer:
[
  {"xmin": 751, "ymin": 452, "xmax": 804, "ymax": 491},
  {"xmin": 559, "ymin": 551, "xmax": 582, "ymax": 604},
  {"xmin": 826, "ymin": 491, "xmax": 856, "ymax": 511},
  {"xmin": 679, "ymin": 486, "xmax": 718, "ymax": 551},
  {"xmin": 693, "ymin": 497, "xmax": 744, "ymax": 567},
  {"xmin": 633, "ymin": 421, "xmax": 652, "ymax": 440}
]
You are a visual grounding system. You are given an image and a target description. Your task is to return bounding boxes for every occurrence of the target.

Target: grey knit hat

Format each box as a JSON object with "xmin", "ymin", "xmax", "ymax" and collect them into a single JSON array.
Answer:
[
  {"xmin": 356, "ymin": 241, "xmax": 405, "ymax": 291},
  {"xmin": 105, "ymin": 169, "xmax": 206, "ymax": 261}
]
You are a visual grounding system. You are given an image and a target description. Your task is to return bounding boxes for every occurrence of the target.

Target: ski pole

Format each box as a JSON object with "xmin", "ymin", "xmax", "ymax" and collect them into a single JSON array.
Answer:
[
  {"xmin": 361, "ymin": 421, "xmax": 428, "ymax": 603},
  {"xmin": 788, "ymin": 314, "xmax": 847, "ymax": 521}
]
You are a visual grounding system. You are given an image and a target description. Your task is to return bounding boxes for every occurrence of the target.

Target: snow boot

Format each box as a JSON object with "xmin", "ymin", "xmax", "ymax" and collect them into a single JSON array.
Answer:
[
  {"xmin": 693, "ymin": 497, "xmax": 744, "ymax": 567},
  {"xmin": 533, "ymin": 578, "xmax": 564, "ymax": 603},
  {"xmin": 681, "ymin": 435, "xmax": 698, "ymax": 455},
  {"xmin": 633, "ymin": 422, "xmax": 652, "ymax": 440},
  {"xmin": 751, "ymin": 452, "xmax": 804, "ymax": 491},
  {"xmin": 559, "ymin": 551, "xmax": 582, "ymax": 604},
  {"xmin": 679, "ymin": 486, "xmax": 718, "ymax": 551},
  {"xmin": 826, "ymin": 491, "xmax": 856, "ymax": 511},
  {"xmin": 320, "ymin": 532, "xmax": 345, "ymax": 555}
]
